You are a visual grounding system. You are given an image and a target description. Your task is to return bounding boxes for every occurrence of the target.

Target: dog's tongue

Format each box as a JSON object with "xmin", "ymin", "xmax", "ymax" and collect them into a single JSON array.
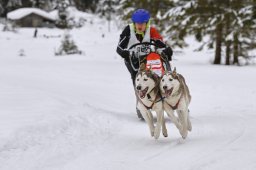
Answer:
[
  {"xmin": 165, "ymin": 90, "xmax": 169, "ymax": 96},
  {"xmin": 165, "ymin": 88, "xmax": 173, "ymax": 96},
  {"xmin": 139, "ymin": 91, "xmax": 144, "ymax": 98}
]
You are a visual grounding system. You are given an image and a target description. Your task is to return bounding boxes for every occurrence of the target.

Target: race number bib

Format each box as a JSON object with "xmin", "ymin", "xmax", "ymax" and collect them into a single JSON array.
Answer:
[{"xmin": 135, "ymin": 44, "xmax": 150, "ymax": 56}]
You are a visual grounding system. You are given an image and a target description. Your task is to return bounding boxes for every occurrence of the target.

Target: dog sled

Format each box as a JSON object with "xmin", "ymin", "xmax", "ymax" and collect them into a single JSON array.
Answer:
[{"xmin": 128, "ymin": 41, "xmax": 171, "ymax": 76}]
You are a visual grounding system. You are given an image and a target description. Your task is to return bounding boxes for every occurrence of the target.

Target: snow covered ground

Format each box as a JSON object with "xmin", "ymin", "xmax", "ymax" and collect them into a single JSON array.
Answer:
[{"xmin": 0, "ymin": 18, "xmax": 256, "ymax": 170}]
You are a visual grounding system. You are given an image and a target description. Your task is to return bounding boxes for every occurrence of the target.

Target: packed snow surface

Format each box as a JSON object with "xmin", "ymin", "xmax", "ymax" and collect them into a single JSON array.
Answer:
[{"xmin": 0, "ymin": 18, "xmax": 256, "ymax": 170}]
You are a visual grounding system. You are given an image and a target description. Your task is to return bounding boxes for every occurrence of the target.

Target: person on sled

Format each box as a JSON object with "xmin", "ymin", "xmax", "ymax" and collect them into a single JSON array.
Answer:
[{"xmin": 116, "ymin": 8, "xmax": 173, "ymax": 119}]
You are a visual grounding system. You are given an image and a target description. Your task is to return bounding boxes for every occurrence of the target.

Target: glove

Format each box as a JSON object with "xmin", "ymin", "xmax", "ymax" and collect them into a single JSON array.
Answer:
[
  {"xmin": 121, "ymin": 49, "xmax": 130, "ymax": 60},
  {"xmin": 154, "ymin": 39, "xmax": 166, "ymax": 48},
  {"xmin": 162, "ymin": 46, "xmax": 173, "ymax": 61}
]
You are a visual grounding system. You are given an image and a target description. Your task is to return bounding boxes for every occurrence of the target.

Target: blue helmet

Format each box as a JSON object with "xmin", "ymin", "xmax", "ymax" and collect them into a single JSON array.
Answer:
[{"xmin": 131, "ymin": 9, "xmax": 150, "ymax": 23}]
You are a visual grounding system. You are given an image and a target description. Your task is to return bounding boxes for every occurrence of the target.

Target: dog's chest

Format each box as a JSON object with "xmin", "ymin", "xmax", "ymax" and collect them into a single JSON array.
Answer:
[
  {"xmin": 140, "ymin": 93, "xmax": 160, "ymax": 108},
  {"xmin": 165, "ymin": 95, "xmax": 181, "ymax": 108}
]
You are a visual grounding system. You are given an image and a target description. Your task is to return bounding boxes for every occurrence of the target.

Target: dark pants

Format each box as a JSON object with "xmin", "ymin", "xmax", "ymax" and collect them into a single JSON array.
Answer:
[{"xmin": 124, "ymin": 60, "xmax": 138, "ymax": 86}]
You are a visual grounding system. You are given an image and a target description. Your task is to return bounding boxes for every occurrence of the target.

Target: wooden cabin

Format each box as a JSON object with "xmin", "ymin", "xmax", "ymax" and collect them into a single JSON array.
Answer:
[{"xmin": 7, "ymin": 8, "xmax": 56, "ymax": 28}]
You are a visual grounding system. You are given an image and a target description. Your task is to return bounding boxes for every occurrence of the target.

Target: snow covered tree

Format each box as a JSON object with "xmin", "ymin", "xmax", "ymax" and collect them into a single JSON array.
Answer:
[
  {"xmin": 0, "ymin": 0, "xmax": 4, "ymax": 16},
  {"xmin": 55, "ymin": 0, "xmax": 69, "ymax": 28},
  {"xmin": 30, "ymin": 0, "xmax": 51, "ymax": 11},
  {"xmin": 6, "ymin": 0, "xmax": 22, "ymax": 12},
  {"xmin": 55, "ymin": 31, "xmax": 82, "ymax": 55},
  {"xmin": 165, "ymin": 0, "xmax": 256, "ymax": 65},
  {"xmin": 98, "ymin": 0, "xmax": 119, "ymax": 32},
  {"xmin": 73, "ymin": 0, "xmax": 99, "ymax": 12}
]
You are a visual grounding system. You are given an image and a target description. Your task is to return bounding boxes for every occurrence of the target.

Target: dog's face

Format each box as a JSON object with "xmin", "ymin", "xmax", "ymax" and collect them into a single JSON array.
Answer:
[
  {"xmin": 160, "ymin": 72, "xmax": 180, "ymax": 97},
  {"xmin": 135, "ymin": 71, "xmax": 157, "ymax": 99}
]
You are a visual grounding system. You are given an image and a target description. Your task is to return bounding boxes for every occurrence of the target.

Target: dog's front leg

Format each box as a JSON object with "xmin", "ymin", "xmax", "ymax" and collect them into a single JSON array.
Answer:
[
  {"xmin": 177, "ymin": 110, "xmax": 188, "ymax": 139},
  {"xmin": 137, "ymin": 103, "xmax": 155, "ymax": 137},
  {"xmin": 154, "ymin": 110, "xmax": 163, "ymax": 139},
  {"xmin": 164, "ymin": 102, "xmax": 181, "ymax": 130},
  {"xmin": 187, "ymin": 111, "xmax": 192, "ymax": 132},
  {"xmin": 148, "ymin": 110, "xmax": 154, "ymax": 129},
  {"xmin": 162, "ymin": 113, "xmax": 168, "ymax": 137},
  {"xmin": 154, "ymin": 103, "xmax": 164, "ymax": 139}
]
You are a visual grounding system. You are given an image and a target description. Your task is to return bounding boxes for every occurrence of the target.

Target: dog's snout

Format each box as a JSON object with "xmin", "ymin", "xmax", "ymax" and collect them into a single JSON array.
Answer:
[
  {"xmin": 136, "ymin": 85, "xmax": 141, "ymax": 90},
  {"xmin": 163, "ymin": 86, "xmax": 167, "ymax": 90}
]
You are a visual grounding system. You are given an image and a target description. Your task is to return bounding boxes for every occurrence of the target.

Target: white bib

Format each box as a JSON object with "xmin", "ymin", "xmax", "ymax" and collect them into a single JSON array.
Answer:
[{"xmin": 127, "ymin": 24, "xmax": 151, "ymax": 56}]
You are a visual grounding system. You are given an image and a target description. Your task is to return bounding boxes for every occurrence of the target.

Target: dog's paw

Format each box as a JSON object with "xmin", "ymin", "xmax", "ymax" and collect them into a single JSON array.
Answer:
[
  {"xmin": 150, "ymin": 130, "xmax": 154, "ymax": 137},
  {"xmin": 187, "ymin": 119, "xmax": 192, "ymax": 132},
  {"xmin": 179, "ymin": 128, "xmax": 188, "ymax": 139},
  {"xmin": 187, "ymin": 123, "xmax": 192, "ymax": 132},
  {"xmin": 163, "ymin": 131, "xmax": 168, "ymax": 138},
  {"xmin": 162, "ymin": 127, "xmax": 168, "ymax": 137},
  {"xmin": 154, "ymin": 127, "xmax": 161, "ymax": 139}
]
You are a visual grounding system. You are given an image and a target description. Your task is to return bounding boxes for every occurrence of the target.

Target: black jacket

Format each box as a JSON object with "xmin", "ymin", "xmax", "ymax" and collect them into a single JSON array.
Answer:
[{"xmin": 116, "ymin": 25, "xmax": 173, "ymax": 61}]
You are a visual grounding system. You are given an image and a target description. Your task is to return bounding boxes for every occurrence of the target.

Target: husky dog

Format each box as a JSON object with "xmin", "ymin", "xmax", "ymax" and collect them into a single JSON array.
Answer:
[
  {"xmin": 160, "ymin": 68, "xmax": 192, "ymax": 139},
  {"xmin": 135, "ymin": 64, "xmax": 167, "ymax": 139}
]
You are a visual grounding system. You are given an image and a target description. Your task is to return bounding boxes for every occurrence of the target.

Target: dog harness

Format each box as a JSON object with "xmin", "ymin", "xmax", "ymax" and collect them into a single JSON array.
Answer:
[
  {"xmin": 139, "ymin": 86, "xmax": 164, "ymax": 110},
  {"xmin": 167, "ymin": 97, "xmax": 181, "ymax": 110},
  {"xmin": 165, "ymin": 89, "xmax": 183, "ymax": 110}
]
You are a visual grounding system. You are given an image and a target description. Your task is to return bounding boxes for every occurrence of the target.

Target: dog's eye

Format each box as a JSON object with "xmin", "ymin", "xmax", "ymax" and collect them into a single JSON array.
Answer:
[
  {"xmin": 162, "ymin": 79, "xmax": 164, "ymax": 82},
  {"xmin": 144, "ymin": 78, "xmax": 148, "ymax": 81},
  {"xmin": 137, "ymin": 78, "xmax": 139, "ymax": 81},
  {"xmin": 169, "ymin": 78, "xmax": 173, "ymax": 81}
]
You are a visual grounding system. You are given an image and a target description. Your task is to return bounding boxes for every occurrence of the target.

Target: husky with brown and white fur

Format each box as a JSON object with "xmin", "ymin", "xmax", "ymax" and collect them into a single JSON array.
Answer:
[
  {"xmin": 135, "ymin": 64, "xmax": 167, "ymax": 139},
  {"xmin": 160, "ymin": 68, "xmax": 192, "ymax": 139}
]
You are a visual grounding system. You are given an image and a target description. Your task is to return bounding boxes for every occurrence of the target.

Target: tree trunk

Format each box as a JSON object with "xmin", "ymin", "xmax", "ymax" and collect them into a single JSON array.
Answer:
[
  {"xmin": 225, "ymin": 40, "xmax": 231, "ymax": 65},
  {"xmin": 214, "ymin": 22, "xmax": 222, "ymax": 64},
  {"xmin": 225, "ymin": 8, "xmax": 231, "ymax": 65},
  {"xmin": 233, "ymin": 33, "xmax": 239, "ymax": 65}
]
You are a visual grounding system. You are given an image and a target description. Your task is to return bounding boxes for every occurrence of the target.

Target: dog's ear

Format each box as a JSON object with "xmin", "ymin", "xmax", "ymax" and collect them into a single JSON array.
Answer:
[
  {"xmin": 172, "ymin": 67, "xmax": 178, "ymax": 78},
  {"xmin": 153, "ymin": 73, "xmax": 161, "ymax": 82},
  {"xmin": 139, "ymin": 63, "xmax": 146, "ymax": 71}
]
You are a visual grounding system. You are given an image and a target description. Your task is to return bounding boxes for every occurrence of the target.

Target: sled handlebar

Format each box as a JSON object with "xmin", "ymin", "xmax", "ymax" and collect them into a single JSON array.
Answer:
[
  {"xmin": 128, "ymin": 42, "xmax": 157, "ymax": 50},
  {"xmin": 128, "ymin": 42, "xmax": 165, "ymax": 56},
  {"xmin": 127, "ymin": 42, "xmax": 166, "ymax": 72}
]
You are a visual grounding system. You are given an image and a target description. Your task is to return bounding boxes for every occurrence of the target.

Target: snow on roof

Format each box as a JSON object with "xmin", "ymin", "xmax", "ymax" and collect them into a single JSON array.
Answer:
[{"xmin": 7, "ymin": 8, "xmax": 57, "ymax": 21}]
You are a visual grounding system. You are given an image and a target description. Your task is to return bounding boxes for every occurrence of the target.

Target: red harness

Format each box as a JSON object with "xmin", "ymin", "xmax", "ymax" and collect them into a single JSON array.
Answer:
[{"xmin": 167, "ymin": 97, "xmax": 181, "ymax": 110}]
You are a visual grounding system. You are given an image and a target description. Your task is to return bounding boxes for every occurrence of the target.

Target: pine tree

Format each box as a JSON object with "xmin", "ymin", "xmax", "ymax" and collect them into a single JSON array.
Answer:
[
  {"xmin": 30, "ymin": 0, "xmax": 53, "ymax": 11},
  {"xmin": 55, "ymin": 32, "xmax": 82, "ymax": 55},
  {"xmin": 56, "ymin": 0, "xmax": 69, "ymax": 28},
  {"xmin": 73, "ymin": 0, "xmax": 99, "ymax": 12},
  {"xmin": 0, "ymin": 0, "xmax": 4, "ymax": 16},
  {"xmin": 6, "ymin": 0, "xmax": 22, "ymax": 12},
  {"xmin": 165, "ymin": 0, "xmax": 256, "ymax": 65},
  {"xmin": 97, "ymin": 0, "xmax": 118, "ymax": 32}
]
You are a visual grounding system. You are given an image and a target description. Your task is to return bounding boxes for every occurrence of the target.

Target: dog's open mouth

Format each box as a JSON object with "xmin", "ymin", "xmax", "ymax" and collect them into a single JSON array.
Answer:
[
  {"xmin": 164, "ymin": 87, "xmax": 173, "ymax": 97},
  {"xmin": 138, "ymin": 87, "xmax": 148, "ymax": 99}
]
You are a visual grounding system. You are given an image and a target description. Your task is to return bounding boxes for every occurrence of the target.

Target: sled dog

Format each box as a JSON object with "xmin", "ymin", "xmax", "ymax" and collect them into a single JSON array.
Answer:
[
  {"xmin": 135, "ymin": 64, "xmax": 167, "ymax": 139},
  {"xmin": 160, "ymin": 68, "xmax": 192, "ymax": 139}
]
